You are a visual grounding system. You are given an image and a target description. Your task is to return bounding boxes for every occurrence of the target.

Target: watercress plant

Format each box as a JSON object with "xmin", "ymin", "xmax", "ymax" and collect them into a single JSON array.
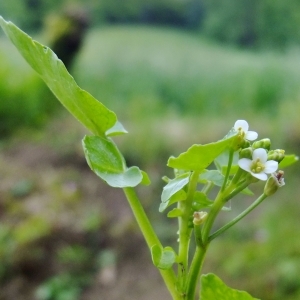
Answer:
[{"xmin": 0, "ymin": 16, "xmax": 298, "ymax": 300}]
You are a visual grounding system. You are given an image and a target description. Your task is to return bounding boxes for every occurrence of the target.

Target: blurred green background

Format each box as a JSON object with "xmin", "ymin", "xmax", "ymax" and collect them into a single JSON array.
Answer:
[{"xmin": 0, "ymin": 1, "xmax": 299, "ymax": 299}]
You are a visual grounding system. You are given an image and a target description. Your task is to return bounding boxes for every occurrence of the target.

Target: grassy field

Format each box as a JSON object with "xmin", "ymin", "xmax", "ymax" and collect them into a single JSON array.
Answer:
[
  {"xmin": 0, "ymin": 25, "xmax": 300, "ymax": 300},
  {"xmin": 75, "ymin": 26, "xmax": 300, "ymax": 119}
]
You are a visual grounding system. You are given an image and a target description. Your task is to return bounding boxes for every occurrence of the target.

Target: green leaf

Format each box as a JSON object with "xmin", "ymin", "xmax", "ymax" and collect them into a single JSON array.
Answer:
[
  {"xmin": 159, "ymin": 189, "xmax": 187, "ymax": 212},
  {"xmin": 199, "ymin": 170, "xmax": 225, "ymax": 187},
  {"xmin": 167, "ymin": 208, "xmax": 183, "ymax": 218},
  {"xmin": 192, "ymin": 192, "xmax": 214, "ymax": 209},
  {"xmin": 82, "ymin": 135, "xmax": 144, "ymax": 188},
  {"xmin": 168, "ymin": 133, "xmax": 238, "ymax": 171},
  {"xmin": 214, "ymin": 151, "xmax": 239, "ymax": 175},
  {"xmin": 151, "ymin": 245, "xmax": 176, "ymax": 270},
  {"xmin": 279, "ymin": 154, "xmax": 299, "ymax": 169},
  {"xmin": 241, "ymin": 187, "xmax": 254, "ymax": 196},
  {"xmin": 161, "ymin": 173, "xmax": 190, "ymax": 203},
  {"xmin": 0, "ymin": 16, "xmax": 123, "ymax": 137},
  {"xmin": 159, "ymin": 174, "xmax": 189, "ymax": 212},
  {"xmin": 140, "ymin": 171, "xmax": 151, "ymax": 185},
  {"xmin": 106, "ymin": 121, "xmax": 128, "ymax": 137},
  {"xmin": 200, "ymin": 273, "xmax": 260, "ymax": 300}
]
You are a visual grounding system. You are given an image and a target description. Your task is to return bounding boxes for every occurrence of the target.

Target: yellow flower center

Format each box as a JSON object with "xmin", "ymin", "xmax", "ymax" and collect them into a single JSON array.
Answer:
[
  {"xmin": 237, "ymin": 127, "xmax": 246, "ymax": 144},
  {"xmin": 251, "ymin": 159, "xmax": 265, "ymax": 173}
]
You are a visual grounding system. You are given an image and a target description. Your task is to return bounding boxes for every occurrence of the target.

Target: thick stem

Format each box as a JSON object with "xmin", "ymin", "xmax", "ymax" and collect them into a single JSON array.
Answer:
[
  {"xmin": 123, "ymin": 187, "xmax": 180, "ymax": 300},
  {"xmin": 209, "ymin": 193, "xmax": 268, "ymax": 241}
]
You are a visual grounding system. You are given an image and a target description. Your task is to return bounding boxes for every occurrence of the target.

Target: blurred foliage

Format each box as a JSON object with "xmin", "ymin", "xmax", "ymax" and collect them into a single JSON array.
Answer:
[
  {"xmin": 205, "ymin": 175, "xmax": 300, "ymax": 300},
  {"xmin": 36, "ymin": 272, "xmax": 89, "ymax": 300},
  {"xmin": 0, "ymin": 0, "xmax": 63, "ymax": 30},
  {"xmin": 2, "ymin": 0, "xmax": 300, "ymax": 49},
  {"xmin": 44, "ymin": 8, "xmax": 89, "ymax": 70},
  {"xmin": 0, "ymin": 48, "xmax": 57, "ymax": 136},
  {"xmin": 201, "ymin": 0, "xmax": 300, "ymax": 48},
  {"xmin": 74, "ymin": 26, "xmax": 300, "ymax": 121},
  {"xmin": 1, "ymin": 25, "xmax": 300, "ymax": 142}
]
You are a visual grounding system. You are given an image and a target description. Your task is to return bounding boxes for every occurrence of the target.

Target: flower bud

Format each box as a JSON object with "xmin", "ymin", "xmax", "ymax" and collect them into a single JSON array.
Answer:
[
  {"xmin": 267, "ymin": 149, "xmax": 285, "ymax": 163},
  {"xmin": 239, "ymin": 147, "xmax": 253, "ymax": 159},
  {"xmin": 193, "ymin": 211, "xmax": 208, "ymax": 226},
  {"xmin": 264, "ymin": 171, "xmax": 285, "ymax": 196},
  {"xmin": 241, "ymin": 140, "xmax": 251, "ymax": 149},
  {"xmin": 252, "ymin": 138, "xmax": 271, "ymax": 150}
]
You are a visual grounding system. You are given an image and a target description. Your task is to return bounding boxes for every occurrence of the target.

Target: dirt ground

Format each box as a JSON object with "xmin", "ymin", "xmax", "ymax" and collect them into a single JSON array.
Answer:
[{"xmin": 0, "ymin": 115, "xmax": 173, "ymax": 300}]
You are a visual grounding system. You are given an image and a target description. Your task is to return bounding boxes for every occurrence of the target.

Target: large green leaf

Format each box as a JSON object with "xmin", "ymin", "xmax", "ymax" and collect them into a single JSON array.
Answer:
[
  {"xmin": 168, "ymin": 133, "xmax": 238, "ymax": 171},
  {"xmin": 200, "ymin": 273, "xmax": 260, "ymax": 300},
  {"xmin": 0, "ymin": 16, "xmax": 123, "ymax": 137},
  {"xmin": 82, "ymin": 136, "xmax": 144, "ymax": 188}
]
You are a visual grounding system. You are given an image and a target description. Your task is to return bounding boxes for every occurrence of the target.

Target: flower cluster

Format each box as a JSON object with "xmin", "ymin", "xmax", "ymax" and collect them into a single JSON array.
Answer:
[{"xmin": 233, "ymin": 120, "xmax": 284, "ymax": 183}]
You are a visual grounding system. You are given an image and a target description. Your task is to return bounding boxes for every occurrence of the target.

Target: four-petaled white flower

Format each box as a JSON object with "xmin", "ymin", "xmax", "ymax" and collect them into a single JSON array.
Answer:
[
  {"xmin": 238, "ymin": 148, "xmax": 278, "ymax": 181},
  {"xmin": 234, "ymin": 120, "xmax": 258, "ymax": 141}
]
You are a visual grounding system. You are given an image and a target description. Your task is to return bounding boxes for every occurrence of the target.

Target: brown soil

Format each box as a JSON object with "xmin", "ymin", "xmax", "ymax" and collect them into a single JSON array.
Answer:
[{"xmin": 0, "ymin": 115, "xmax": 171, "ymax": 300}]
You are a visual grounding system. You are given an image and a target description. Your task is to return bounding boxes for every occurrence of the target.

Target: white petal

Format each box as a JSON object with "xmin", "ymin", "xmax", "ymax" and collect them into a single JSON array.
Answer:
[
  {"xmin": 251, "ymin": 172, "xmax": 267, "ymax": 181},
  {"xmin": 238, "ymin": 158, "xmax": 252, "ymax": 172},
  {"xmin": 253, "ymin": 148, "xmax": 267, "ymax": 163},
  {"xmin": 264, "ymin": 160, "xmax": 278, "ymax": 174},
  {"xmin": 279, "ymin": 178, "xmax": 285, "ymax": 187},
  {"xmin": 234, "ymin": 120, "xmax": 249, "ymax": 132},
  {"xmin": 246, "ymin": 131, "xmax": 258, "ymax": 141}
]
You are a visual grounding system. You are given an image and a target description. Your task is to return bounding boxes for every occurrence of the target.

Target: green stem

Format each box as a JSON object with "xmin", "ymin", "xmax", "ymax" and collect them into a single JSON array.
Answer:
[
  {"xmin": 201, "ymin": 181, "xmax": 214, "ymax": 194},
  {"xmin": 123, "ymin": 187, "xmax": 180, "ymax": 300},
  {"xmin": 177, "ymin": 170, "xmax": 200, "ymax": 292},
  {"xmin": 201, "ymin": 150, "xmax": 239, "ymax": 243},
  {"xmin": 186, "ymin": 243, "xmax": 208, "ymax": 299},
  {"xmin": 221, "ymin": 149, "xmax": 234, "ymax": 192},
  {"xmin": 201, "ymin": 193, "xmax": 225, "ymax": 244},
  {"xmin": 209, "ymin": 193, "xmax": 268, "ymax": 241},
  {"xmin": 223, "ymin": 179, "xmax": 251, "ymax": 202}
]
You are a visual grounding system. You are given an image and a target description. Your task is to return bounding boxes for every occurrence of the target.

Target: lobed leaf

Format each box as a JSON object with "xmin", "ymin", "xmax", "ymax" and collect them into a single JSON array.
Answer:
[
  {"xmin": 82, "ymin": 136, "xmax": 144, "ymax": 188},
  {"xmin": 200, "ymin": 273, "xmax": 260, "ymax": 300},
  {"xmin": 168, "ymin": 133, "xmax": 238, "ymax": 171},
  {"xmin": 0, "ymin": 16, "xmax": 122, "ymax": 137},
  {"xmin": 151, "ymin": 245, "xmax": 176, "ymax": 270}
]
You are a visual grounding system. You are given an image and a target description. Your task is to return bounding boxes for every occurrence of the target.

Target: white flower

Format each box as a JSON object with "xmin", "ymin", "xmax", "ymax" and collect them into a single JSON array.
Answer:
[
  {"xmin": 234, "ymin": 120, "xmax": 258, "ymax": 141},
  {"xmin": 238, "ymin": 148, "xmax": 278, "ymax": 181}
]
